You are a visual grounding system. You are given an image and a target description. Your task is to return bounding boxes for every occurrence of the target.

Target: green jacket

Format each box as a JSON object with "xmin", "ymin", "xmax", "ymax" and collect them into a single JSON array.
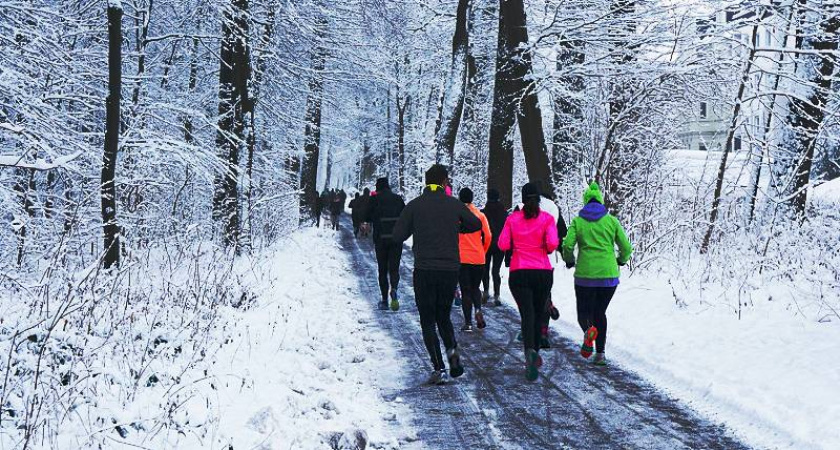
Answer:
[{"xmin": 561, "ymin": 201, "xmax": 633, "ymax": 280}]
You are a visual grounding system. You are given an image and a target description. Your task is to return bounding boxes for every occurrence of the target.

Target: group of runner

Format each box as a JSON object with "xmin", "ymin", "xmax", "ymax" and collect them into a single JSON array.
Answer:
[
  {"xmin": 315, "ymin": 189, "xmax": 348, "ymax": 230},
  {"xmin": 351, "ymin": 164, "xmax": 633, "ymax": 383}
]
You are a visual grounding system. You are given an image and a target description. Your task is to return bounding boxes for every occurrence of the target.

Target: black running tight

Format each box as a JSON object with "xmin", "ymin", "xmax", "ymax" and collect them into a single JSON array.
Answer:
[{"xmin": 574, "ymin": 285, "xmax": 617, "ymax": 353}]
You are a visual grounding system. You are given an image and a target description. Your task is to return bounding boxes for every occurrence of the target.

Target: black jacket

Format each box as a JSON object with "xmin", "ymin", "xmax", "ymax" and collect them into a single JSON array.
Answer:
[
  {"xmin": 352, "ymin": 194, "xmax": 371, "ymax": 224},
  {"xmin": 392, "ymin": 187, "xmax": 482, "ymax": 271},
  {"xmin": 366, "ymin": 189, "xmax": 405, "ymax": 243},
  {"xmin": 481, "ymin": 201, "xmax": 508, "ymax": 252}
]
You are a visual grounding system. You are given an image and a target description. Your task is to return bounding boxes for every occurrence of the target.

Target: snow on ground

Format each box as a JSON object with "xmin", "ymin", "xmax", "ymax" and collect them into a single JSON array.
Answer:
[
  {"xmin": 520, "ymin": 266, "xmax": 840, "ymax": 450},
  {"xmin": 813, "ymin": 177, "xmax": 840, "ymax": 204},
  {"xmin": 189, "ymin": 227, "xmax": 415, "ymax": 449}
]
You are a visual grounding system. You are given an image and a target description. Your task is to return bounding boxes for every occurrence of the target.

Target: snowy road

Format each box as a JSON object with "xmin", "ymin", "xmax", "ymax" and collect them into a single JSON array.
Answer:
[{"xmin": 339, "ymin": 219, "xmax": 749, "ymax": 449}]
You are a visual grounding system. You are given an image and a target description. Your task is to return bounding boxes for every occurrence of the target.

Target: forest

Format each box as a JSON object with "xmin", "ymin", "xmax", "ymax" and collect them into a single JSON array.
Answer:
[{"xmin": 1, "ymin": 0, "xmax": 838, "ymax": 448}]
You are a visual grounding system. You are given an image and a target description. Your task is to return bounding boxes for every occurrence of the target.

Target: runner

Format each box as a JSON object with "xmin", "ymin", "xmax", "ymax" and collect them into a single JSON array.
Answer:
[
  {"xmin": 498, "ymin": 182, "xmax": 559, "ymax": 381},
  {"xmin": 457, "ymin": 188, "xmax": 491, "ymax": 332},
  {"xmin": 366, "ymin": 178, "xmax": 405, "ymax": 311},
  {"xmin": 355, "ymin": 188, "xmax": 372, "ymax": 237},
  {"xmin": 481, "ymin": 188, "xmax": 508, "ymax": 307},
  {"xmin": 561, "ymin": 182, "xmax": 633, "ymax": 366},
  {"xmin": 329, "ymin": 189, "xmax": 343, "ymax": 231},
  {"xmin": 349, "ymin": 192, "xmax": 361, "ymax": 236},
  {"xmin": 392, "ymin": 165, "xmax": 481, "ymax": 385}
]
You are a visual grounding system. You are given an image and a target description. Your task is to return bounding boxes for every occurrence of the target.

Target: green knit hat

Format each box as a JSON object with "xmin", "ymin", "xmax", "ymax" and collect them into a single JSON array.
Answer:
[{"xmin": 582, "ymin": 182, "xmax": 604, "ymax": 204}]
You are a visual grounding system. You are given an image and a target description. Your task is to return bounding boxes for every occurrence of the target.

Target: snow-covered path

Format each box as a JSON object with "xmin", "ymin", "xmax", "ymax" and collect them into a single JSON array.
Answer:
[{"xmin": 338, "ymin": 219, "xmax": 747, "ymax": 449}]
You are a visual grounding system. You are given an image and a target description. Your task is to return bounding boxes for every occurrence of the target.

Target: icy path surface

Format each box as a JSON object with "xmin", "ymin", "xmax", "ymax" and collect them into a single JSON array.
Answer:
[
  {"xmin": 339, "ymin": 220, "xmax": 748, "ymax": 450},
  {"xmin": 197, "ymin": 228, "xmax": 417, "ymax": 449}
]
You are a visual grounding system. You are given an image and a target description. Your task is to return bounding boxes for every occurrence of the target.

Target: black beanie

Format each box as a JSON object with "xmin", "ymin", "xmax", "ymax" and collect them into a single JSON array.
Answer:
[
  {"xmin": 458, "ymin": 187, "xmax": 474, "ymax": 204},
  {"xmin": 375, "ymin": 177, "xmax": 390, "ymax": 191},
  {"xmin": 521, "ymin": 182, "xmax": 540, "ymax": 200}
]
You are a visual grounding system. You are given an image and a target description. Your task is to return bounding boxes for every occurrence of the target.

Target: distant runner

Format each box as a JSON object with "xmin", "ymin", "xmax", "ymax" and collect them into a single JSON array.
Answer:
[
  {"xmin": 366, "ymin": 178, "xmax": 405, "ymax": 311},
  {"xmin": 457, "ymin": 188, "xmax": 492, "ymax": 331},
  {"xmin": 498, "ymin": 182, "xmax": 559, "ymax": 381},
  {"xmin": 481, "ymin": 188, "xmax": 508, "ymax": 307},
  {"xmin": 393, "ymin": 165, "xmax": 481, "ymax": 385},
  {"xmin": 562, "ymin": 182, "xmax": 633, "ymax": 366}
]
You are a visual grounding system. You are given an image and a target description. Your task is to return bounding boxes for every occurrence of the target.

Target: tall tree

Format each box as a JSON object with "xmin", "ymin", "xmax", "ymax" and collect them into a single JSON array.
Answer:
[
  {"xmin": 487, "ymin": 0, "xmax": 517, "ymax": 208},
  {"xmin": 213, "ymin": 0, "xmax": 252, "ymax": 250},
  {"xmin": 552, "ymin": 39, "xmax": 586, "ymax": 185},
  {"xmin": 299, "ymin": 20, "xmax": 327, "ymax": 225},
  {"xmin": 433, "ymin": 0, "xmax": 471, "ymax": 165},
  {"xmin": 102, "ymin": 0, "xmax": 123, "ymax": 269},
  {"xmin": 780, "ymin": 1, "xmax": 839, "ymax": 220}
]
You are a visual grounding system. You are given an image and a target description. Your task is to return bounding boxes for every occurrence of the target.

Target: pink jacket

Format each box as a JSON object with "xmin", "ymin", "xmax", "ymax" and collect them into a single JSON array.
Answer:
[{"xmin": 498, "ymin": 210, "xmax": 559, "ymax": 271}]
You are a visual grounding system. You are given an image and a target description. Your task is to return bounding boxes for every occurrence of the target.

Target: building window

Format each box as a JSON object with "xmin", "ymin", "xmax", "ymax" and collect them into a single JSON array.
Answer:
[
  {"xmin": 699, "ymin": 143, "xmax": 707, "ymax": 151},
  {"xmin": 700, "ymin": 102, "xmax": 707, "ymax": 119},
  {"xmin": 765, "ymin": 29, "xmax": 772, "ymax": 46},
  {"xmin": 734, "ymin": 137, "xmax": 742, "ymax": 151}
]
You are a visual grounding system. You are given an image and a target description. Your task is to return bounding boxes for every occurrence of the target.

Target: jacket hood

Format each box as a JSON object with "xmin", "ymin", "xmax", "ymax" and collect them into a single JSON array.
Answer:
[{"xmin": 579, "ymin": 201, "xmax": 608, "ymax": 222}]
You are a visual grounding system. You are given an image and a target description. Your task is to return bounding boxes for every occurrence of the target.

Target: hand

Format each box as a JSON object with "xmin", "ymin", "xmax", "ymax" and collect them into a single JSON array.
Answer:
[
  {"xmin": 565, "ymin": 262, "xmax": 575, "ymax": 269},
  {"xmin": 617, "ymin": 258, "xmax": 626, "ymax": 267}
]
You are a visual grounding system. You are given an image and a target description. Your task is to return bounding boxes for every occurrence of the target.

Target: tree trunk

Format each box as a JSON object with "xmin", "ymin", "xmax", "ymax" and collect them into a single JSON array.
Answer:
[
  {"xmin": 433, "ymin": 0, "xmax": 470, "ymax": 166},
  {"xmin": 487, "ymin": 0, "xmax": 516, "ymax": 209},
  {"xmin": 700, "ymin": 24, "xmax": 759, "ymax": 254},
  {"xmin": 299, "ymin": 27, "xmax": 326, "ymax": 225},
  {"xmin": 213, "ymin": 0, "xmax": 252, "ymax": 250},
  {"xmin": 501, "ymin": 0, "xmax": 554, "ymax": 193},
  {"xmin": 396, "ymin": 93, "xmax": 409, "ymax": 193},
  {"xmin": 552, "ymin": 39, "xmax": 585, "ymax": 186},
  {"xmin": 102, "ymin": 1, "xmax": 122, "ymax": 269},
  {"xmin": 782, "ymin": 2, "xmax": 839, "ymax": 220}
]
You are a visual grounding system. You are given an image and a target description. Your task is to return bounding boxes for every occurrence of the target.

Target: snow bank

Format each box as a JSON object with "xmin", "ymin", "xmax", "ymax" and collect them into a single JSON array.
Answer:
[
  {"xmin": 192, "ymin": 227, "xmax": 413, "ymax": 449},
  {"xmin": 544, "ymin": 266, "xmax": 840, "ymax": 450},
  {"xmin": 812, "ymin": 178, "xmax": 840, "ymax": 204}
]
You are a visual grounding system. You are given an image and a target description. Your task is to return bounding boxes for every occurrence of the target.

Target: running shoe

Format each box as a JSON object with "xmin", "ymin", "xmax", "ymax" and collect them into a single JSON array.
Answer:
[
  {"xmin": 447, "ymin": 347, "xmax": 464, "ymax": 378},
  {"xmin": 593, "ymin": 353, "xmax": 607, "ymax": 366},
  {"xmin": 525, "ymin": 349, "xmax": 540, "ymax": 381},
  {"xmin": 378, "ymin": 300, "xmax": 389, "ymax": 311},
  {"xmin": 481, "ymin": 290, "xmax": 489, "ymax": 305},
  {"xmin": 389, "ymin": 290, "xmax": 399, "ymax": 311},
  {"xmin": 516, "ymin": 330, "xmax": 523, "ymax": 342},
  {"xmin": 580, "ymin": 326, "xmax": 598, "ymax": 359},
  {"xmin": 475, "ymin": 310, "xmax": 486, "ymax": 329},
  {"xmin": 454, "ymin": 288, "xmax": 462, "ymax": 307},
  {"xmin": 493, "ymin": 294, "xmax": 501, "ymax": 307},
  {"xmin": 539, "ymin": 337, "xmax": 551, "ymax": 349},
  {"xmin": 426, "ymin": 370, "xmax": 447, "ymax": 385},
  {"xmin": 460, "ymin": 323, "xmax": 474, "ymax": 332}
]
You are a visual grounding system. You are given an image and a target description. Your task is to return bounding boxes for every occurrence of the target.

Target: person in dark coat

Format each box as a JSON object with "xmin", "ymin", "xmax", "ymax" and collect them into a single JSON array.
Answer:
[
  {"xmin": 329, "ymin": 189, "xmax": 343, "ymax": 230},
  {"xmin": 392, "ymin": 165, "xmax": 481, "ymax": 385},
  {"xmin": 349, "ymin": 193, "xmax": 361, "ymax": 235},
  {"xmin": 481, "ymin": 188, "xmax": 509, "ymax": 306},
  {"xmin": 354, "ymin": 188, "xmax": 372, "ymax": 237},
  {"xmin": 366, "ymin": 178, "xmax": 405, "ymax": 310}
]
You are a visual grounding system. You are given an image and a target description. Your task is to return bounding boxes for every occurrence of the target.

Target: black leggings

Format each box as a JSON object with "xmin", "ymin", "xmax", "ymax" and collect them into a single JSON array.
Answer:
[
  {"xmin": 459, "ymin": 264, "xmax": 484, "ymax": 323},
  {"xmin": 375, "ymin": 241, "xmax": 402, "ymax": 302},
  {"xmin": 414, "ymin": 270, "xmax": 459, "ymax": 371},
  {"xmin": 575, "ymin": 285, "xmax": 617, "ymax": 353},
  {"xmin": 482, "ymin": 248, "xmax": 504, "ymax": 296},
  {"xmin": 509, "ymin": 270, "xmax": 553, "ymax": 352}
]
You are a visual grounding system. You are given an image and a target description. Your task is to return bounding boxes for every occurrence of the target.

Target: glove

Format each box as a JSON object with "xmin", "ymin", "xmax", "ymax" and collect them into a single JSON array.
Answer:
[
  {"xmin": 617, "ymin": 258, "xmax": 626, "ymax": 267},
  {"xmin": 565, "ymin": 262, "xmax": 575, "ymax": 269}
]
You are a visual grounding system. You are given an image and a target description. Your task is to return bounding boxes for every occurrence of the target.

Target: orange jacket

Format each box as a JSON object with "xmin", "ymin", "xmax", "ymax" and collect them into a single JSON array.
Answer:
[{"xmin": 459, "ymin": 204, "xmax": 492, "ymax": 265}]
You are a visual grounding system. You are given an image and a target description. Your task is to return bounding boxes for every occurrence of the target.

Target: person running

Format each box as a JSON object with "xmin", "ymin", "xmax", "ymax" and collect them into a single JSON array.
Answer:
[
  {"xmin": 392, "ymin": 165, "xmax": 481, "ymax": 385},
  {"xmin": 498, "ymin": 182, "xmax": 559, "ymax": 381},
  {"xmin": 354, "ymin": 188, "xmax": 372, "ymax": 237},
  {"xmin": 349, "ymin": 192, "xmax": 361, "ymax": 235},
  {"xmin": 366, "ymin": 178, "xmax": 405, "ymax": 311},
  {"xmin": 329, "ymin": 189, "xmax": 343, "ymax": 230},
  {"xmin": 481, "ymin": 188, "xmax": 508, "ymax": 307},
  {"xmin": 457, "ymin": 188, "xmax": 491, "ymax": 332},
  {"xmin": 535, "ymin": 185, "xmax": 567, "ymax": 349},
  {"xmin": 561, "ymin": 182, "xmax": 633, "ymax": 366}
]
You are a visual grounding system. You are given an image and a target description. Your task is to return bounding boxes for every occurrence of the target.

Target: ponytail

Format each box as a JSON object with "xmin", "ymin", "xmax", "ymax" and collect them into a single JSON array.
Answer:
[{"xmin": 523, "ymin": 196, "xmax": 540, "ymax": 219}]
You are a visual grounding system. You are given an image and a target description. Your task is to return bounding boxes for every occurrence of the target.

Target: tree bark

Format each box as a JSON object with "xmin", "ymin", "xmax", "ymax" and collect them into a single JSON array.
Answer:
[
  {"xmin": 433, "ymin": 0, "xmax": 471, "ymax": 166},
  {"xmin": 299, "ymin": 25, "xmax": 326, "ymax": 225},
  {"xmin": 782, "ymin": 2, "xmax": 839, "ymax": 220},
  {"xmin": 102, "ymin": 1, "xmax": 123, "ymax": 269},
  {"xmin": 213, "ymin": 0, "xmax": 252, "ymax": 250},
  {"xmin": 552, "ymin": 39, "xmax": 585, "ymax": 185},
  {"xmin": 487, "ymin": 0, "xmax": 516, "ymax": 208}
]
